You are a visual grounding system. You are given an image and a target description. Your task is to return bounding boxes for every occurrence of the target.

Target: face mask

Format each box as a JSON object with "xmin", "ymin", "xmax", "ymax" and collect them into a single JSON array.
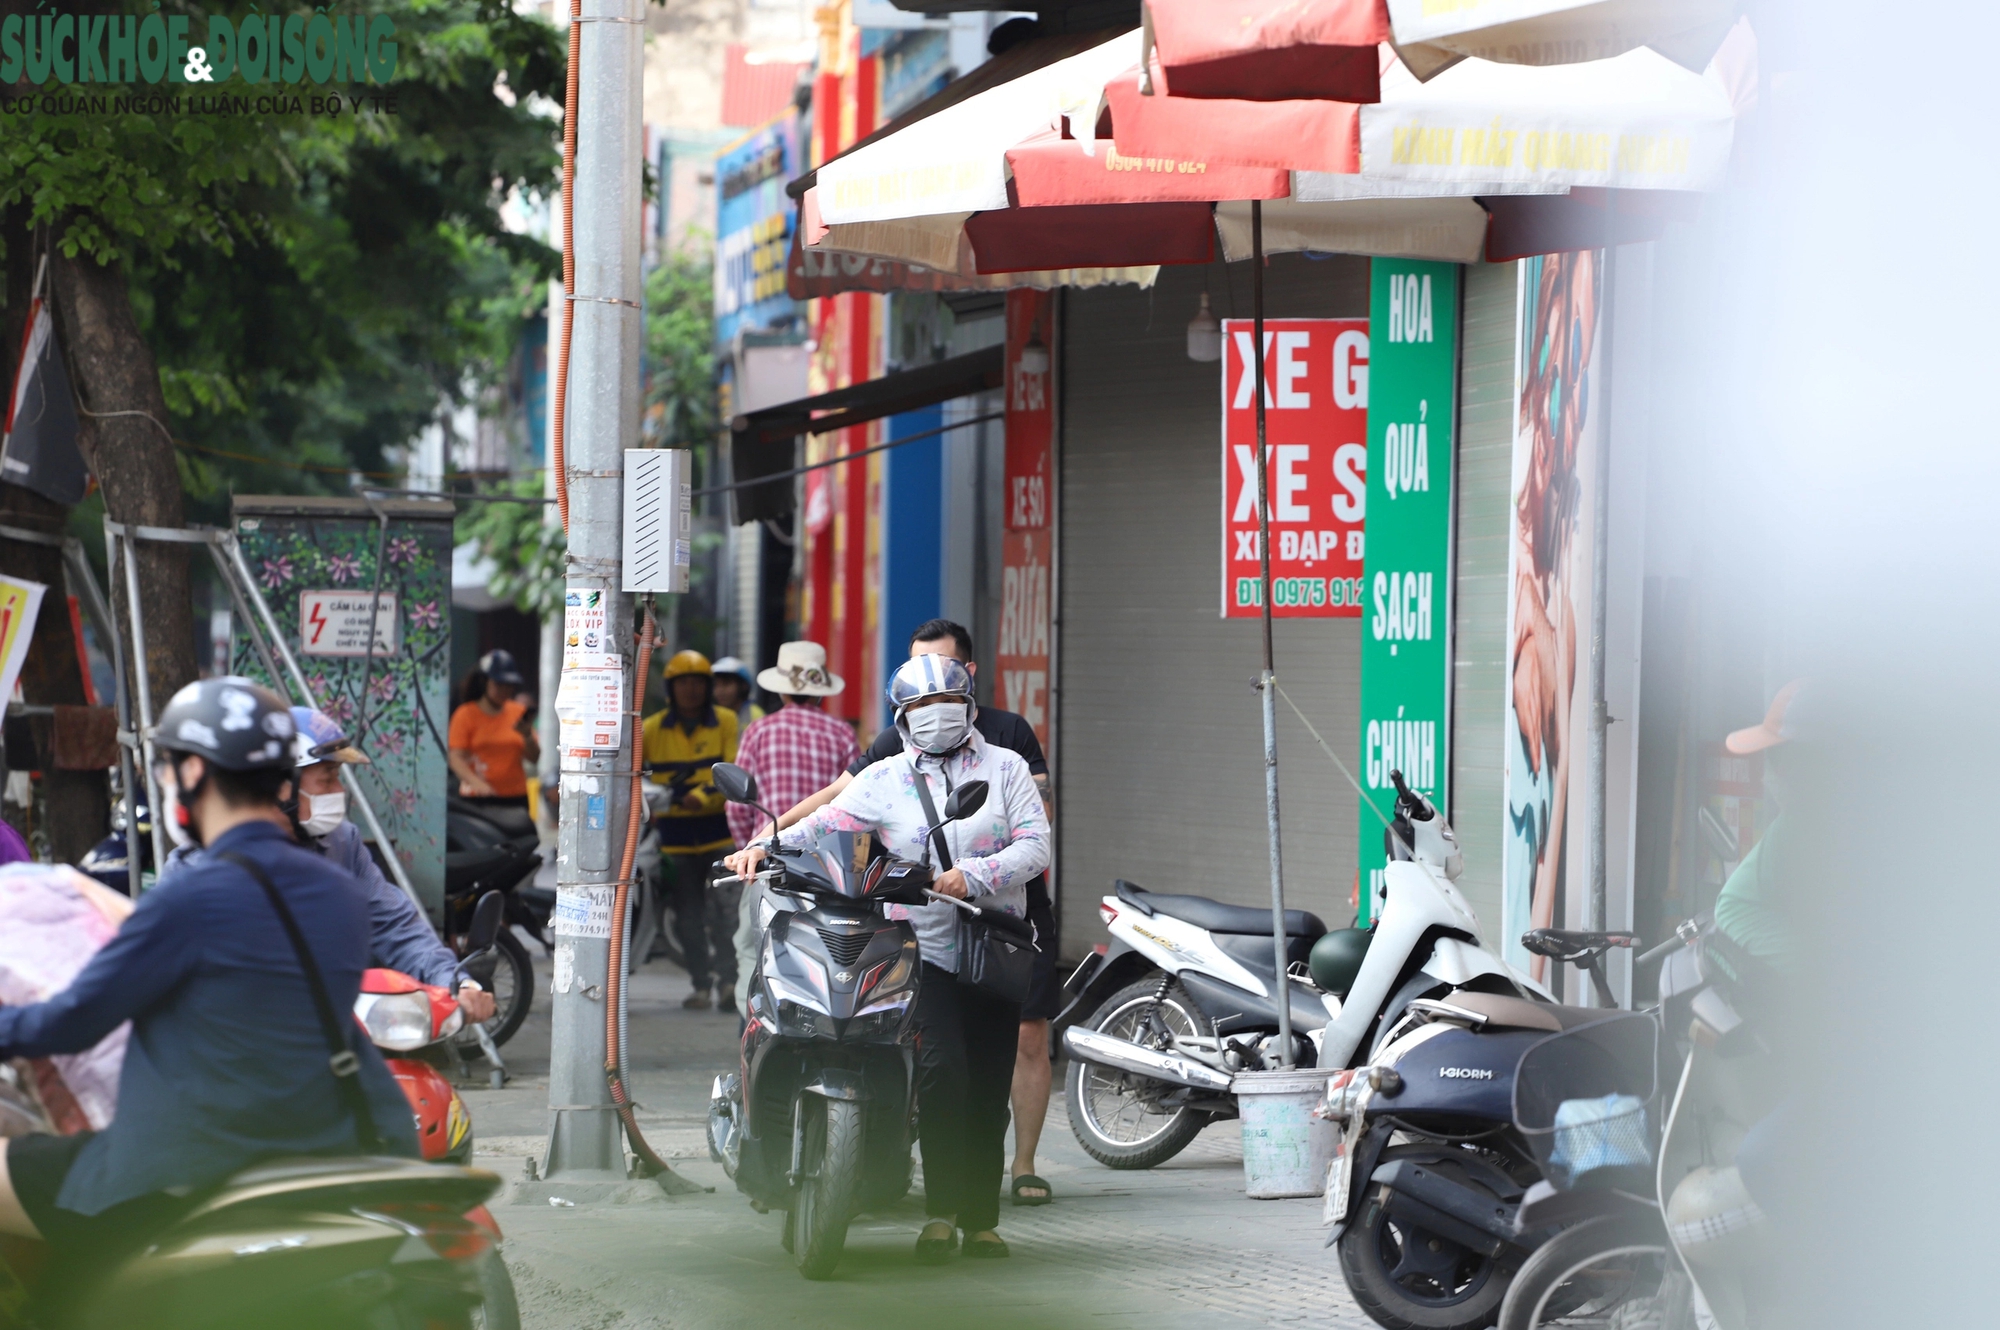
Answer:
[
  {"xmin": 156, "ymin": 768, "xmax": 195, "ymax": 849},
  {"xmin": 301, "ymin": 790, "xmax": 347, "ymax": 838},
  {"xmin": 907, "ymin": 702, "xmax": 971, "ymax": 755}
]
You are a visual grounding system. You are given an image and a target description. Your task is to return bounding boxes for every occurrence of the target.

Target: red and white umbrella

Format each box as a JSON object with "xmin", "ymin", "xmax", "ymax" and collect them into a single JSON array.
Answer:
[{"xmin": 1140, "ymin": 0, "xmax": 1389, "ymax": 102}]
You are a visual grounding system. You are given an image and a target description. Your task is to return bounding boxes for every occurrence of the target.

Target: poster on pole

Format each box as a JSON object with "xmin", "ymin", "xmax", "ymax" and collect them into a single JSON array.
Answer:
[
  {"xmin": 1356, "ymin": 261, "xmax": 1458, "ymax": 922},
  {"xmin": 1220, "ymin": 318, "xmax": 1369, "ymax": 619},
  {"xmin": 1502, "ymin": 252, "xmax": 1605, "ymax": 978},
  {"xmin": 0, "ymin": 574, "xmax": 47, "ymax": 707}
]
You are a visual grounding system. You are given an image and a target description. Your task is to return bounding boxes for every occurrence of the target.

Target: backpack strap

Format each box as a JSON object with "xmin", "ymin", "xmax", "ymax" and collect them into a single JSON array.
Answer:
[{"xmin": 217, "ymin": 850, "xmax": 382, "ymax": 1152}]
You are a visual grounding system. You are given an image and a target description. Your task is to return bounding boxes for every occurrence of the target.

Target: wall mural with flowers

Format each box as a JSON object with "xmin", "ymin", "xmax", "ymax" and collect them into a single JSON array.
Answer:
[{"xmin": 230, "ymin": 499, "xmax": 455, "ymax": 914}]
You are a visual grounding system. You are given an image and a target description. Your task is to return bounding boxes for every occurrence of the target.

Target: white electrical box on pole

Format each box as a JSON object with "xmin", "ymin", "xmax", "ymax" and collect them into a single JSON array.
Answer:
[
  {"xmin": 621, "ymin": 449, "xmax": 693, "ymax": 594},
  {"xmin": 538, "ymin": 0, "xmax": 646, "ymax": 1192}
]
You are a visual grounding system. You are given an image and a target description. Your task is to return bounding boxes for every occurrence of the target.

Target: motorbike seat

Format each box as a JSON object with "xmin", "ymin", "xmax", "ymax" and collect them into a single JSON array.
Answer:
[
  {"xmin": 1115, "ymin": 879, "xmax": 1325, "ymax": 938},
  {"xmin": 445, "ymin": 845, "xmax": 525, "ymax": 894},
  {"xmin": 180, "ymin": 1155, "xmax": 500, "ymax": 1226},
  {"xmin": 1441, "ymin": 989, "xmax": 1618, "ymax": 1033},
  {"xmin": 1520, "ymin": 928, "xmax": 1636, "ymax": 961}
]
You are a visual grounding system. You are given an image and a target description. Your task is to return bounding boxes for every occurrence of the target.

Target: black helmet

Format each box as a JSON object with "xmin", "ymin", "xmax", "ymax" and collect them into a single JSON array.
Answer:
[{"xmin": 154, "ymin": 677, "xmax": 298, "ymax": 771}]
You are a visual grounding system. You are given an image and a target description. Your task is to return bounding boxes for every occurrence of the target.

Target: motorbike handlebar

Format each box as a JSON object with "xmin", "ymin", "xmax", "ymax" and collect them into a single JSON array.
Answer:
[{"xmin": 1636, "ymin": 918, "xmax": 1703, "ymax": 966}]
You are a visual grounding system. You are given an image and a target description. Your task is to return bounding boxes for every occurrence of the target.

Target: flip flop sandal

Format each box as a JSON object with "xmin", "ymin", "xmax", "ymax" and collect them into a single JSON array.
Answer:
[
  {"xmin": 1010, "ymin": 1174, "xmax": 1053, "ymax": 1206},
  {"xmin": 962, "ymin": 1232, "xmax": 1011, "ymax": 1259},
  {"xmin": 914, "ymin": 1221, "xmax": 957, "ymax": 1264}
]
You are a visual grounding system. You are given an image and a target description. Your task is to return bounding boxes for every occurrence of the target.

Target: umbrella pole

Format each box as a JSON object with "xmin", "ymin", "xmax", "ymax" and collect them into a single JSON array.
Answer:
[{"xmin": 1249, "ymin": 200, "xmax": 1293, "ymax": 1068}]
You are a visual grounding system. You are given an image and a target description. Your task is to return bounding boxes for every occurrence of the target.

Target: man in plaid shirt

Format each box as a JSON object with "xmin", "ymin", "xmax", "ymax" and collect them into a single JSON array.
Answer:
[{"xmin": 726, "ymin": 641, "xmax": 858, "ymax": 1012}]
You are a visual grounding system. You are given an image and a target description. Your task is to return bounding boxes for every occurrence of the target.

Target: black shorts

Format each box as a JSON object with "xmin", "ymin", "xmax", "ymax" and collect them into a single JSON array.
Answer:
[
  {"xmin": 1021, "ymin": 886, "xmax": 1061, "ymax": 1021},
  {"xmin": 8, "ymin": 1132, "xmax": 192, "ymax": 1256}
]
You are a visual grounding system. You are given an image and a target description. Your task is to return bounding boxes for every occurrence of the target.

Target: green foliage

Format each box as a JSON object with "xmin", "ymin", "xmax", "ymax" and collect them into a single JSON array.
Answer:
[
  {"xmin": 643, "ymin": 237, "xmax": 718, "ymax": 450},
  {"xmin": 455, "ymin": 480, "xmax": 564, "ymax": 618},
  {"xmin": 0, "ymin": 0, "xmax": 567, "ymax": 517}
]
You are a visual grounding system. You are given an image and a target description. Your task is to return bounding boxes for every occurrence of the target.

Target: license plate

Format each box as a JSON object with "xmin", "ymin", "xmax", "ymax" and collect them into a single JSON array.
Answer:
[{"xmin": 1322, "ymin": 1083, "xmax": 1373, "ymax": 1226}]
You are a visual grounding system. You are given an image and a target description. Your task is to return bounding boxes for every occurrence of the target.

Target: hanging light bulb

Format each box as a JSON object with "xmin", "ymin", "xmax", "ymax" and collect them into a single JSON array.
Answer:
[
  {"xmin": 1017, "ymin": 330, "xmax": 1051, "ymax": 376},
  {"xmin": 1186, "ymin": 292, "xmax": 1221, "ymax": 362}
]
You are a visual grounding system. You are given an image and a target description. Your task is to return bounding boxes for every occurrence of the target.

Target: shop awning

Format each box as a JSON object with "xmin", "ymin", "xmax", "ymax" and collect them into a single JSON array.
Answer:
[
  {"xmin": 727, "ymin": 346, "xmax": 1005, "ymax": 522},
  {"xmin": 1385, "ymin": 0, "xmax": 1740, "ymax": 81},
  {"xmin": 1141, "ymin": 0, "xmax": 1389, "ymax": 102}
]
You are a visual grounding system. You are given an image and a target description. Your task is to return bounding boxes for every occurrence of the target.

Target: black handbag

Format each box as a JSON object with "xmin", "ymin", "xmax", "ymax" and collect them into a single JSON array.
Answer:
[{"xmin": 910, "ymin": 762, "xmax": 1037, "ymax": 1006}]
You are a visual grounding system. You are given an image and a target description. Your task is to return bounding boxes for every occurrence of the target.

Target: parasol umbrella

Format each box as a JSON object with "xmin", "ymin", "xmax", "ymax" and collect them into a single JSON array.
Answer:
[
  {"xmin": 1140, "ymin": 0, "xmax": 1389, "ymax": 102},
  {"xmin": 1384, "ymin": 0, "xmax": 1740, "ymax": 80},
  {"xmin": 1138, "ymin": 0, "xmax": 1737, "ymax": 87}
]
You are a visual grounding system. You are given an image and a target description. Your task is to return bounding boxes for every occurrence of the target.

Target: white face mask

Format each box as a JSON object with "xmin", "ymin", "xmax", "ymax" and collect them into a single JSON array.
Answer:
[
  {"xmin": 907, "ymin": 702, "xmax": 971, "ymax": 755},
  {"xmin": 301, "ymin": 790, "xmax": 347, "ymax": 838}
]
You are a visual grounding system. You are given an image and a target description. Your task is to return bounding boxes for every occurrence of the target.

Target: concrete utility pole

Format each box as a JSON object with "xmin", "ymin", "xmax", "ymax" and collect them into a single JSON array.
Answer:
[{"xmin": 539, "ymin": 0, "xmax": 645, "ymax": 1190}]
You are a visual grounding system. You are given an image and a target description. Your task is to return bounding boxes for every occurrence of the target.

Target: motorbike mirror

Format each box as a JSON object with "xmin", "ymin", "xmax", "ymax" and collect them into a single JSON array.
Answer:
[
  {"xmin": 942, "ymin": 780, "xmax": 988, "ymax": 823},
  {"xmin": 712, "ymin": 762, "xmax": 758, "ymax": 805},
  {"xmin": 468, "ymin": 889, "xmax": 504, "ymax": 953}
]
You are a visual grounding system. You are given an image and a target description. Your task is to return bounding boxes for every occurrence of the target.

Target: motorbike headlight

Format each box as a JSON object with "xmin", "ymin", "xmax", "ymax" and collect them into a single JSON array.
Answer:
[
  {"xmin": 843, "ymin": 998, "xmax": 912, "ymax": 1043},
  {"xmin": 775, "ymin": 1000, "xmax": 836, "ymax": 1040},
  {"xmin": 356, "ymin": 991, "xmax": 433, "ymax": 1051},
  {"xmin": 858, "ymin": 946, "xmax": 917, "ymax": 1005}
]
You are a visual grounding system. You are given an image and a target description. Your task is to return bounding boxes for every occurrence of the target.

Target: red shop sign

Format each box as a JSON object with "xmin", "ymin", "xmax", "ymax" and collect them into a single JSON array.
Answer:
[{"xmin": 1219, "ymin": 316, "xmax": 1368, "ymax": 619}]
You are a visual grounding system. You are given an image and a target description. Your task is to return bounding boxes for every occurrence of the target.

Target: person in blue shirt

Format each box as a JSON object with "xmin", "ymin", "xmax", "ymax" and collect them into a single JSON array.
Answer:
[
  {"xmin": 155, "ymin": 706, "xmax": 496, "ymax": 1023},
  {"xmin": 0, "ymin": 677, "xmax": 418, "ymax": 1258}
]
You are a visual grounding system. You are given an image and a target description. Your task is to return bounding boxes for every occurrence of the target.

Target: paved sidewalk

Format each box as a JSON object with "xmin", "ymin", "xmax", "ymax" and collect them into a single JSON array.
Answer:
[{"xmin": 461, "ymin": 948, "xmax": 1376, "ymax": 1330}]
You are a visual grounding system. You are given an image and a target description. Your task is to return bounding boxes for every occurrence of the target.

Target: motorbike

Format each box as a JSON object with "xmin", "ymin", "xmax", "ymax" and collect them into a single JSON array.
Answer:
[
  {"xmin": 703, "ymin": 760, "xmax": 1022, "ymax": 1280},
  {"xmin": 354, "ymin": 888, "xmax": 519, "ymax": 1327},
  {"xmin": 1056, "ymin": 770, "xmax": 1551, "ymax": 1171},
  {"xmin": 0, "ymin": 899, "xmax": 517, "ymax": 1330},
  {"xmin": 1494, "ymin": 920, "xmax": 1781, "ymax": 1330},
  {"xmin": 444, "ymin": 796, "xmax": 543, "ymax": 1046},
  {"xmin": 1315, "ymin": 931, "xmax": 1640, "ymax": 1330}
]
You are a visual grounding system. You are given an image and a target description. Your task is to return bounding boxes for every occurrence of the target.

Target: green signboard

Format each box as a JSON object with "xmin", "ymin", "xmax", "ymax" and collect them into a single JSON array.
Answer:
[{"xmin": 1357, "ymin": 259, "xmax": 1459, "ymax": 922}]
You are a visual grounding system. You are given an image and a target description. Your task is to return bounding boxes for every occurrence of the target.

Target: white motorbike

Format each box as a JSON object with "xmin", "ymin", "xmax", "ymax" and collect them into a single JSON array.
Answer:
[{"xmin": 1057, "ymin": 771, "xmax": 1549, "ymax": 1169}]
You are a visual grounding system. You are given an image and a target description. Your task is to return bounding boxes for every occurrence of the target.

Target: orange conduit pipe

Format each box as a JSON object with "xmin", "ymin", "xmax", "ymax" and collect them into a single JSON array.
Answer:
[
  {"xmin": 604, "ymin": 602, "xmax": 672, "ymax": 1174},
  {"xmin": 551, "ymin": 0, "xmax": 580, "ymax": 535}
]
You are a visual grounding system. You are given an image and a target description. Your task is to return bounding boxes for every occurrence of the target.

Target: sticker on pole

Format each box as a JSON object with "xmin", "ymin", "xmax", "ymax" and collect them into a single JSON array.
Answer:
[
  {"xmin": 1219, "ymin": 318, "xmax": 1369, "ymax": 619},
  {"xmin": 297, "ymin": 590, "xmax": 399, "ymax": 657},
  {"xmin": 555, "ymin": 664, "xmax": 625, "ymax": 751},
  {"xmin": 553, "ymin": 885, "xmax": 614, "ymax": 939}
]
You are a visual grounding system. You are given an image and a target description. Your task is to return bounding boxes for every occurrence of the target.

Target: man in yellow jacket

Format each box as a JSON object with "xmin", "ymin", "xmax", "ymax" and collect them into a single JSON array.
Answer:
[{"xmin": 641, "ymin": 650, "xmax": 740, "ymax": 1011}]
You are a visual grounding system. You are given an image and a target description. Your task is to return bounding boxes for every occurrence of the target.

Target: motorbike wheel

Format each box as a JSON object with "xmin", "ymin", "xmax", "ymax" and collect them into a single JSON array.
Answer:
[
  {"xmin": 792, "ymin": 1096, "xmax": 863, "ymax": 1280},
  {"xmin": 470, "ymin": 1247, "xmax": 522, "ymax": 1330},
  {"xmin": 1337, "ymin": 1146, "xmax": 1515, "ymax": 1330},
  {"xmin": 1497, "ymin": 1214, "xmax": 1679, "ymax": 1330},
  {"xmin": 1064, "ymin": 978, "xmax": 1213, "ymax": 1170},
  {"xmin": 457, "ymin": 929, "xmax": 533, "ymax": 1049}
]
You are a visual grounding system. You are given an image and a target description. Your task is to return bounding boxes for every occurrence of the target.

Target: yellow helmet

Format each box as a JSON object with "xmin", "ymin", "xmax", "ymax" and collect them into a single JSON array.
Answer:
[{"xmin": 663, "ymin": 650, "xmax": 712, "ymax": 681}]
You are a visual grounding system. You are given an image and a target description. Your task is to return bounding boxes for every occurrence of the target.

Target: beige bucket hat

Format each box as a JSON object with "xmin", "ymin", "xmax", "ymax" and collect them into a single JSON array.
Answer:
[{"xmin": 757, "ymin": 641, "xmax": 845, "ymax": 697}]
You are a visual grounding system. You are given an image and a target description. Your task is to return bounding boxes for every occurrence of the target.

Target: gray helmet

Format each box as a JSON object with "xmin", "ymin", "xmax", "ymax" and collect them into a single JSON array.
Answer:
[{"xmin": 154, "ymin": 677, "xmax": 298, "ymax": 771}]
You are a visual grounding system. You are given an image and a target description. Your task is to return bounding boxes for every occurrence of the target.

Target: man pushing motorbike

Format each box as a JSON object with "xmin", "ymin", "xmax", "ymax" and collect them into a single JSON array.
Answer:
[
  {"xmin": 0, "ymin": 678, "xmax": 419, "ymax": 1307},
  {"xmin": 155, "ymin": 705, "xmax": 496, "ymax": 1024}
]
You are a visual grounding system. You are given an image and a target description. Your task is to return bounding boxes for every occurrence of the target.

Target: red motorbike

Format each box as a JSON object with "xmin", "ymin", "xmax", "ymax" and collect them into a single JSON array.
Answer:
[{"xmin": 352, "ymin": 891, "xmax": 519, "ymax": 1328}]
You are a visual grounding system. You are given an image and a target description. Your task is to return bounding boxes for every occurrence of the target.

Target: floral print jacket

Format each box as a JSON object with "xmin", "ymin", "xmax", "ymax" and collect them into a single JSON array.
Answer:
[{"xmin": 778, "ymin": 730, "xmax": 1050, "ymax": 972}]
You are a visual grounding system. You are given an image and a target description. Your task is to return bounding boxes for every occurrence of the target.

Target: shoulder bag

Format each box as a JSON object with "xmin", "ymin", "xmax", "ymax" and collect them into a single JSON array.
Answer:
[{"xmin": 909, "ymin": 761, "xmax": 1037, "ymax": 1006}]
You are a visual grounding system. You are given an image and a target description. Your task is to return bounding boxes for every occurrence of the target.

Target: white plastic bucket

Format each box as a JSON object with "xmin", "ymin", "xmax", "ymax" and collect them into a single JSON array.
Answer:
[{"xmin": 1234, "ymin": 1067, "xmax": 1337, "ymax": 1199}]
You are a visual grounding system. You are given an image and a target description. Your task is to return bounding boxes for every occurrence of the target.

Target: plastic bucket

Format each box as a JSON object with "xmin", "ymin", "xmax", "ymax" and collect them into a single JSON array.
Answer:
[{"xmin": 1234, "ymin": 1067, "xmax": 1336, "ymax": 1199}]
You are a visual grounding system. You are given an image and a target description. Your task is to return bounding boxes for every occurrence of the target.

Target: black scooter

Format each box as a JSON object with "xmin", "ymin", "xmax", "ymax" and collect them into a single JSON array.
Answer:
[{"xmin": 703, "ymin": 761, "xmax": 1023, "ymax": 1279}]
